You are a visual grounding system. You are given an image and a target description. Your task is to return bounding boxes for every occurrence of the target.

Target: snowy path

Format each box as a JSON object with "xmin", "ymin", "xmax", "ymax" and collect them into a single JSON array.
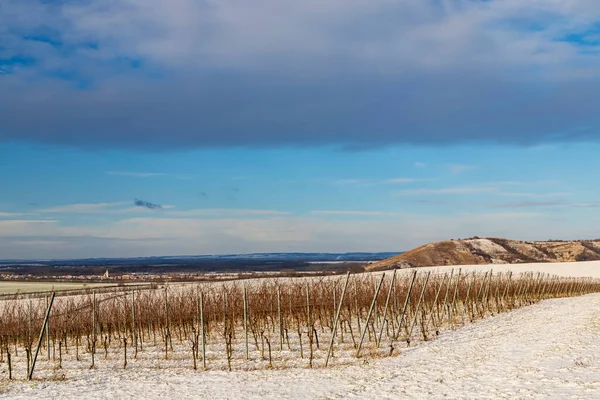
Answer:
[{"xmin": 3, "ymin": 293, "xmax": 600, "ymax": 399}]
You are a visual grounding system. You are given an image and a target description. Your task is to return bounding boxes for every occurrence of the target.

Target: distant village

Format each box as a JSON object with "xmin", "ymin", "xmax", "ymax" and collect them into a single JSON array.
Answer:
[{"xmin": 0, "ymin": 268, "xmax": 320, "ymax": 284}]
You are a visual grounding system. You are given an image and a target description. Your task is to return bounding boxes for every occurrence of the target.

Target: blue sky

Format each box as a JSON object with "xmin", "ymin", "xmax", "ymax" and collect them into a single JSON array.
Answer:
[{"xmin": 1, "ymin": 1, "xmax": 600, "ymax": 259}]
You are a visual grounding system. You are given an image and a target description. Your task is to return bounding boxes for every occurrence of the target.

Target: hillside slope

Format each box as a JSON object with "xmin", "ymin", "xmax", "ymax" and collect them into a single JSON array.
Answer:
[{"xmin": 366, "ymin": 237, "xmax": 600, "ymax": 271}]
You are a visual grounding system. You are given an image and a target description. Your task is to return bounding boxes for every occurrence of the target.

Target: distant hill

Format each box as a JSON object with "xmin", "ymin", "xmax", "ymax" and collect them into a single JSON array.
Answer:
[
  {"xmin": 366, "ymin": 238, "xmax": 600, "ymax": 271},
  {"xmin": 0, "ymin": 252, "xmax": 400, "ymax": 266}
]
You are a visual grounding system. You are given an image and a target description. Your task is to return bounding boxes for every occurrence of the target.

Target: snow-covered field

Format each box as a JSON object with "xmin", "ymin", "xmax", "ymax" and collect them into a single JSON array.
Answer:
[
  {"xmin": 416, "ymin": 260, "xmax": 600, "ymax": 279},
  {"xmin": 2, "ymin": 261, "xmax": 600, "ymax": 399},
  {"xmin": 0, "ymin": 281, "xmax": 114, "ymax": 295}
]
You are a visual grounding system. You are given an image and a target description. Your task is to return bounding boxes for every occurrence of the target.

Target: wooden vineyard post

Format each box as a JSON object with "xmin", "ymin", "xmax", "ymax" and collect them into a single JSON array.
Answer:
[
  {"xmin": 492, "ymin": 273, "xmax": 501, "ymax": 314},
  {"xmin": 46, "ymin": 295, "xmax": 51, "ymax": 360},
  {"xmin": 29, "ymin": 292, "xmax": 56, "ymax": 380},
  {"xmin": 354, "ymin": 281, "xmax": 362, "ymax": 335},
  {"xmin": 512, "ymin": 274, "xmax": 524, "ymax": 308},
  {"xmin": 449, "ymin": 268, "xmax": 462, "ymax": 326},
  {"xmin": 356, "ymin": 273, "xmax": 385, "ymax": 358},
  {"xmin": 223, "ymin": 292, "xmax": 227, "ymax": 338},
  {"xmin": 424, "ymin": 273, "xmax": 447, "ymax": 334},
  {"xmin": 7, "ymin": 350, "xmax": 11, "ymax": 380},
  {"xmin": 277, "ymin": 286, "xmax": 283, "ymax": 352},
  {"xmin": 474, "ymin": 271, "xmax": 488, "ymax": 314},
  {"xmin": 28, "ymin": 299, "xmax": 32, "ymax": 353},
  {"xmin": 306, "ymin": 284, "xmax": 313, "ymax": 368},
  {"xmin": 407, "ymin": 271, "xmax": 431, "ymax": 344},
  {"xmin": 325, "ymin": 272, "xmax": 351, "ymax": 367},
  {"xmin": 394, "ymin": 270, "xmax": 417, "ymax": 341},
  {"xmin": 377, "ymin": 269, "xmax": 396, "ymax": 347},
  {"xmin": 91, "ymin": 290, "xmax": 96, "ymax": 368},
  {"xmin": 439, "ymin": 268, "xmax": 454, "ymax": 322},
  {"xmin": 501, "ymin": 271, "xmax": 513, "ymax": 310},
  {"xmin": 537, "ymin": 274, "xmax": 549, "ymax": 301},
  {"xmin": 483, "ymin": 270, "xmax": 494, "ymax": 313},
  {"xmin": 243, "ymin": 286, "xmax": 249, "ymax": 360},
  {"xmin": 132, "ymin": 290, "xmax": 138, "ymax": 358},
  {"xmin": 200, "ymin": 292, "xmax": 206, "ymax": 369},
  {"xmin": 462, "ymin": 272, "xmax": 474, "ymax": 323},
  {"xmin": 164, "ymin": 287, "xmax": 170, "ymax": 359},
  {"xmin": 306, "ymin": 284, "xmax": 311, "ymax": 330},
  {"xmin": 123, "ymin": 338, "xmax": 127, "ymax": 369},
  {"xmin": 26, "ymin": 348, "xmax": 31, "ymax": 377},
  {"xmin": 333, "ymin": 282, "xmax": 337, "ymax": 328}
]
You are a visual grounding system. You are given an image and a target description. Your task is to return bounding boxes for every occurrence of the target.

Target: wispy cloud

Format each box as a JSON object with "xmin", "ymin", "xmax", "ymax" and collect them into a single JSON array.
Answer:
[
  {"xmin": 499, "ymin": 192, "xmax": 571, "ymax": 199},
  {"xmin": 134, "ymin": 199, "xmax": 163, "ymax": 210},
  {"xmin": 107, "ymin": 171, "xmax": 167, "ymax": 178},
  {"xmin": 570, "ymin": 202, "xmax": 599, "ymax": 208},
  {"xmin": 107, "ymin": 171, "xmax": 192, "ymax": 179},
  {"xmin": 396, "ymin": 186, "xmax": 496, "ymax": 196},
  {"xmin": 336, "ymin": 178, "xmax": 431, "ymax": 186},
  {"xmin": 335, "ymin": 179, "xmax": 368, "ymax": 185},
  {"xmin": 35, "ymin": 202, "xmax": 176, "ymax": 215},
  {"xmin": 311, "ymin": 210, "xmax": 399, "ymax": 217},
  {"xmin": 396, "ymin": 182, "xmax": 568, "ymax": 198},
  {"xmin": 489, "ymin": 201, "xmax": 566, "ymax": 208},
  {"xmin": 166, "ymin": 209, "xmax": 292, "ymax": 217},
  {"xmin": 447, "ymin": 164, "xmax": 477, "ymax": 175},
  {"xmin": 458, "ymin": 212, "xmax": 544, "ymax": 219},
  {"xmin": 414, "ymin": 162, "xmax": 427, "ymax": 168},
  {"xmin": 382, "ymin": 178, "xmax": 425, "ymax": 184},
  {"xmin": 0, "ymin": 212, "xmax": 34, "ymax": 217},
  {"xmin": 37, "ymin": 202, "xmax": 130, "ymax": 213},
  {"xmin": 490, "ymin": 200, "xmax": 597, "ymax": 209}
]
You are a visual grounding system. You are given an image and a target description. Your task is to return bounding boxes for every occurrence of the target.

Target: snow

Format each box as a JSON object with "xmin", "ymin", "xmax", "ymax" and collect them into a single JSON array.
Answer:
[
  {"xmin": 415, "ymin": 260, "xmax": 600, "ymax": 278},
  {"xmin": 3, "ymin": 292, "xmax": 600, "ymax": 399},
  {"xmin": 464, "ymin": 238, "xmax": 508, "ymax": 256},
  {"xmin": 3, "ymin": 261, "xmax": 600, "ymax": 399}
]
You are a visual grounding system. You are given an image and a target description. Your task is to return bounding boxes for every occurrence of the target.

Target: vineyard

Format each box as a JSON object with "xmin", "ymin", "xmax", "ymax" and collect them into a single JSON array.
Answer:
[{"xmin": 1, "ymin": 269, "xmax": 599, "ymax": 381}]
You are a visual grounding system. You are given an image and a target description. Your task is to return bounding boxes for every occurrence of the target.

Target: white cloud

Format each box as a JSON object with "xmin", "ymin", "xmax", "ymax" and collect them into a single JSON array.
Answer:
[
  {"xmin": 499, "ymin": 192, "xmax": 571, "ymax": 198},
  {"xmin": 381, "ymin": 178, "xmax": 423, "ymax": 184},
  {"xmin": 165, "ymin": 209, "xmax": 292, "ymax": 217},
  {"xmin": 0, "ymin": 212, "xmax": 34, "ymax": 217},
  {"xmin": 395, "ymin": 182, "xmax": 569, "ymax": 197},
  {"xmin": 0, "ymin": 220, "xmax": 58, "ymax": 237},
  {"xmin": 448, "ymin": 164, "xmax": 478, "ymax": 175},
  {"xmin": 2, "ymin": 209, "xmax": 595, "ymax": 259},
  {"xmin": 310, "ymin": 210, "xmax": 400, "ymax": 217},
  {"xmin": 336, "ymin": 178, "xmax": 430, "ymax": 186},
  {"xmin": 35, "ymin": 202, "xmax": 178, "ymax": 215},
  {"xmin": 5, "ymin": 0, "xmax": 600, "ymax": 86},
  {"xmin": 396, "ymin": 186, "xmax": 496, "ymax": 196},
  {"xmin": 335, "ymin": 179, "xmax": 370, "ymax": 185},
  {"xmin": 33, "ymin": 203, "xmax": 291, "ymax": 218},
  {"xmin": 51, "ymin": 0, "xmax": 600, "ymax": 76},
  {"xmin": 106, "ymin": 171, "xmax": 192, "ymax": 179},
  {"xmin": 36, "ymin": 202, "xmax": 131, "ymax": 213},
  {"xmin": 106, "ymin": 171, "xmax": 167, "ymax": 178}
]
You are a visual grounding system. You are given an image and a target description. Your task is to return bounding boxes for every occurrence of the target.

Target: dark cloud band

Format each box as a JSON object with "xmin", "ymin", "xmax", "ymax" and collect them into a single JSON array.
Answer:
[{"xmin": 1, "ymin": 72, "xmax": 599, "ymax": 150}]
